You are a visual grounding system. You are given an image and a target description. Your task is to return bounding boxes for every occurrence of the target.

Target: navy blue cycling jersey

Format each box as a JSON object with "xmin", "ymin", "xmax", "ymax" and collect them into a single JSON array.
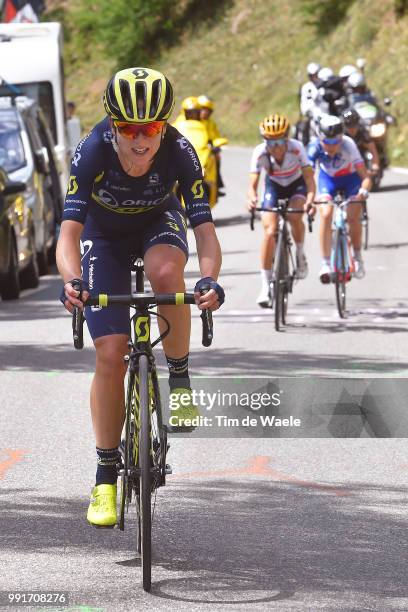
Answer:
[{"xmin": 62, "ymin": 118, "xmax": 213, "ymax": 234}]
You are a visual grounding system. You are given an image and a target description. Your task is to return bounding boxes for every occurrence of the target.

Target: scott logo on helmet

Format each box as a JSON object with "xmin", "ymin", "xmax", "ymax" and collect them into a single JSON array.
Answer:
[{"xmin": 133, "ymin": 69, "xmax": 149, "ymax": 79}]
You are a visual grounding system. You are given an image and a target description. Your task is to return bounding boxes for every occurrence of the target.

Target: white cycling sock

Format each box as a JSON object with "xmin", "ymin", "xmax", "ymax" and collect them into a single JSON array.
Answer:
[
  {"xmin": 261, "ymin": 269, "xmax": 272, "ymax": 287},
  {"xmin": 296, "ymin": 242, "xmax": 304, "ymax": 257}
]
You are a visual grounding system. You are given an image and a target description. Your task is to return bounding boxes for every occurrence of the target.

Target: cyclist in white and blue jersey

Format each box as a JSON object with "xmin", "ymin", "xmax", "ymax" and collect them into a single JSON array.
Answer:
[{"xmin": 308, "ymin": 115, "xmax": 371, "ymax": 283}]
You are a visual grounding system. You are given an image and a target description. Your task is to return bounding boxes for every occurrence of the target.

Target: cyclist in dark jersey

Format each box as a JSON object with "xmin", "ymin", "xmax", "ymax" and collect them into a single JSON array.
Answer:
[
  {"xmin": 56, "ymin": 67, "xmax": 224, "ymax": 527},
  {"xmin": 342, "ymin": 108, "xmax": 380, "ymax": 176}
]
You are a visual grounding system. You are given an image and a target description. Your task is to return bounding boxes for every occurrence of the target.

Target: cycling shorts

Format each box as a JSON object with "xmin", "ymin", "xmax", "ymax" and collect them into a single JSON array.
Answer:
[
  {"xmin": 261, "ymin": 176, "xmax": 307, "ymax": 210},
  {"xmin": 318, "ymin": 170, "xmax": 361, "ymax": 199},
  {"xmin": 81, "ymin": 208, "xmax": 188, "ymax": 340}
]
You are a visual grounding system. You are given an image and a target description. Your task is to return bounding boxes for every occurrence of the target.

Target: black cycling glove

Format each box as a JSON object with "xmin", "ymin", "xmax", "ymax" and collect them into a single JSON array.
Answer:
[
  {"xmin": 59, "ymin": 278, "xmax": 89, "ymax": 306},
  {"xmin": 194, "ymin": 277, "xmax": 225, "ymax": 306}
]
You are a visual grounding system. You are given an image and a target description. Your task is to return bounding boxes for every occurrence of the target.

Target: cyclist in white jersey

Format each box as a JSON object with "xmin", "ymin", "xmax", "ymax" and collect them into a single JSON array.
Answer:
[
  {"xmin": 308, "ymin": 115, "xmax": 371, "ymax": 282},
  {"xmin": 247, "ymin": 114, "xmax": 316, "ymax": 307}
]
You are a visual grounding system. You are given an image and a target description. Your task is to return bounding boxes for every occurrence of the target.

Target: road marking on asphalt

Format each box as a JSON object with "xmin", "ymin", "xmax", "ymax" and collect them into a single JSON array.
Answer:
[
  {"xmin": 0, "ymin": 449, "xmax": 26, "ymax": 480},
  {"xmin": 170, "ymin": 455, "xmax": 350, "ymax": 497}
]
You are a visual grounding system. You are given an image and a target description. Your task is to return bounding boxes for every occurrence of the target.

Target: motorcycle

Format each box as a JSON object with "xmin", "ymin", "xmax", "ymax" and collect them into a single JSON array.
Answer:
[
  {"xmin": 350, "ymin": 95, "xmax": 396, "ymax": 189},
  {"xmin": 174, "ymin": 118, "xmax": 227, "ymax": 208}
]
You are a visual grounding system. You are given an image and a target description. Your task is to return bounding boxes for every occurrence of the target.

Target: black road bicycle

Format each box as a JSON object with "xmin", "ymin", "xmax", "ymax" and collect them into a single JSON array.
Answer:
[
  {"xmin": 71, "ymin": 261, "xmax": 213, "ymax": 592},
  {"xmin": 250, "ymin": 199, "xmax": 313, "ymax": 331}
]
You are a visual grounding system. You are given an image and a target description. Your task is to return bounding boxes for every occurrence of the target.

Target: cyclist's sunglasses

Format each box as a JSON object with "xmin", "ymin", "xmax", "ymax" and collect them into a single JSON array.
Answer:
[
  {"xmin": 265, "ymin": 137, "xmax": 288, "ymax": 147},
  {"xmin": 113, "ymin": 120, "xmax": 165, "ymax": 138},
  {"xmin": 322, "ymin": 136, "xmax": 342, "ymax": 145}
]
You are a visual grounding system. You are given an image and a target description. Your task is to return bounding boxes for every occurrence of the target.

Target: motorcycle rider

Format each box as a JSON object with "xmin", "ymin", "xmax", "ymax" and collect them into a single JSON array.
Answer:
[
  {"xmin": 247, "ymin": 114, "xmax": 316, "ymax": 307},
  {"xmin": 338, "ymin": 64, "xmax": 358, "ymax": 81},
  {"xmin": 308, "ymin": 115, "xmax": 371, "ymax": 282},
  {"xmin": 315, "ymin": 67, "xmax": 347, "ymax": 117},
  {"xmin": 342, "ymin": 108, "xmax": 380, "ymax": 177},
  {"xmin": 296, "ymin": 62, "xmax": 321, "ymax": 145},
  {"xmin": 346, "ymin": 72, "xmax": 377, "ymax": 104},
  {"xmin": 299, "ymin": 62, "xmax": 321, "ymax": 117}
]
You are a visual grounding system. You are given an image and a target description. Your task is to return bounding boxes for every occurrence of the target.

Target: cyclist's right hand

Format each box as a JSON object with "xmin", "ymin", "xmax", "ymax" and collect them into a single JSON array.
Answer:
[
  {"xmin": 247, "ymin": 196, "xmax": 258, "ymax": 212},
  {"xmin": 60, "ymin": 278, "xmax": 90, "ymax": 313}
]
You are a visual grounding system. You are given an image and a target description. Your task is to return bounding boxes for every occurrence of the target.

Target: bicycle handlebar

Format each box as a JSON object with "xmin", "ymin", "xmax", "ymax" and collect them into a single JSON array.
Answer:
[
  {"xmin": 72, "ymin": 291, "xmax": 213, "ymax": 350},
  {"xmin": 250, "ymin": 207, "xmax": 314, "ymax": 232}
]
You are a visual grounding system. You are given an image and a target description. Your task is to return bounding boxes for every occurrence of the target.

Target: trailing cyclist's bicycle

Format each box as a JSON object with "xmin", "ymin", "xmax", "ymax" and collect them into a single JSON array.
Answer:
[
  {"xmin": 323, "ymin": 192, "xmax": 366, "ymax": 318},
  {"xmin": 250, "ymin": 198, "xmax": 313, "ymax": 331},
  {"xmin": 71, "ymin": 261, "xmax": 213, "ymax": 592}
]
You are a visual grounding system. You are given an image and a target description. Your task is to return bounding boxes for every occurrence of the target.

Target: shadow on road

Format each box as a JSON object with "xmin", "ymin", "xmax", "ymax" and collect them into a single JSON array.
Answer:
[
  {"xmin": 1, "ymin": 343, "xmax": 406, "ymax": 375},
  {"xmin": 1, "ymin": 479, "xmax": 407, "ymax": 605},
  {"xmin": 375, "ymin": 182, "xmax": 408, "ymax": 193},
  {"xmin": 214, "ymin": 214, "xmax": 249, "ymax": 228}
]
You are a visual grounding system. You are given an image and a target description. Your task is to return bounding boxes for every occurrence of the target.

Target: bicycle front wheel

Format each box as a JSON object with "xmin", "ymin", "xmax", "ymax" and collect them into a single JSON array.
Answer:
[
  {"xmin": 138, "ymin": 354, "xmax": 152, "ymax": 592},
  {"xmin": 273, "ymin": 231, "xmax": 284, "ymax": 331},
  {"xmin": 361, "ymin": 201, "xmax": 369, "ymax": 250},
  {"xmin": 280, "ymin": 243, "xmax": 290, "ymax": 326},
  {"xmin": 334, "ymin": 229, "xmax": 347, "ymax": 318}
]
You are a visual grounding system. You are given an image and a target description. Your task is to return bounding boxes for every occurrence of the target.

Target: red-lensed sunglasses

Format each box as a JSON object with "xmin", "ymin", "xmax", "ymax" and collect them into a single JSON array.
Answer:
[{"xmin": 113, "ymin": 120, "xmax": 165, "ymax": 139}]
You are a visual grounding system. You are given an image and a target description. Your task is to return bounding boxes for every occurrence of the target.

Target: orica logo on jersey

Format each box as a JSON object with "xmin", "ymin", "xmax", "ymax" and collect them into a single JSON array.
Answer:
[
  {"xmin": 72, "ymin": 152, "xmax": 81, "ymax": 167},
  {"xmin": 80, "ymin": 239, "xmax": 93, "ymax": 260},
  {"xmin": 177, "ymin": 137, "xmax": 189, "ymax": 150},
  {"xmin": 177, "ymin": 138, "xmax": 200, "ymax": 172},
  {"xmin": 93, "ymin": 188, "xmax": 169, "ymax": 213}
]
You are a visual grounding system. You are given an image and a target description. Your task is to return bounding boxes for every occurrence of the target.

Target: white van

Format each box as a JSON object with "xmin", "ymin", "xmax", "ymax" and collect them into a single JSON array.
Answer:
[{"xmin": 0, "ymin": 22, "xmax": 71, "ymax": 193}]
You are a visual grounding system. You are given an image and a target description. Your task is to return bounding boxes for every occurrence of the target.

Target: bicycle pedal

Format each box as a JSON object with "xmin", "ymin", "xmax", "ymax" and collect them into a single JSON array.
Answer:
[{"xmin": 165, "ymin": 464, "xmax": 173, "ymax": 474}]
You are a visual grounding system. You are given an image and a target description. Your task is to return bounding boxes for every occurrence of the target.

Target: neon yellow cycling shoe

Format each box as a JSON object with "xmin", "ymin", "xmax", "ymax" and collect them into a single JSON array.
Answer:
[
  {"xmin": 87, "ymin": 484, "xmax": 117, "ymax": 527},
  {"xmin": 169, "ymin": 387, "xmax": 200, "ymax": 432}
]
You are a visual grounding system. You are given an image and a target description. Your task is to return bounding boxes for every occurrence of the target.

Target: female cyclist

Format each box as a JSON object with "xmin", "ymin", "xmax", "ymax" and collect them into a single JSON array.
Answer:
[
  {"xmin": 247, "ymin": 114, "xmax": 316, "ymax": 307},
  {"xmin": 56, "ymin": 67, "xmax": 224, "ymax": 527}
]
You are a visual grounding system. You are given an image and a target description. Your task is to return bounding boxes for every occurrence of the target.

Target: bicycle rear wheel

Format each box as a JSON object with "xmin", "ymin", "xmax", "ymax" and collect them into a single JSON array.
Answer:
[
  {"xmin": 334, "ymin": 229, "xmax": 347, "ymax": 318},
  {"xmin": 137, "ymin": 353, "xmax": 152, "ymax": 592}
]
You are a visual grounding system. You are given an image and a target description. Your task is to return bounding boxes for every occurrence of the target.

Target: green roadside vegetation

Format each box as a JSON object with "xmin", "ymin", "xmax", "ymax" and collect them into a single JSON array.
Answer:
[{"xmin": 45, "ymin": 0, "xmax": 408, "ymax": 163}]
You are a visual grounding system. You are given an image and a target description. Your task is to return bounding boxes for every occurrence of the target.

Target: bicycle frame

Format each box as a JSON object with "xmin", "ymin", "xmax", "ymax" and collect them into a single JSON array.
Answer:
[{"xmin": 330, "ymin": 195, "xmax": 356, "ymax": 282}]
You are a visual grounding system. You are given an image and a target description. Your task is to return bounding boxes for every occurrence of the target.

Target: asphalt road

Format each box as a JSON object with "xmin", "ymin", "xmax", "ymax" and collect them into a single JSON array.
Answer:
[{"xmin": 0, "ymin": 148, "xmax": 407, "ymax": 611}]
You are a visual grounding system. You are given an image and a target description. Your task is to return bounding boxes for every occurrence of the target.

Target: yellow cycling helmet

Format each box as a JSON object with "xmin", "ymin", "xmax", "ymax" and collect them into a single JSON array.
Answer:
[
  {"xmin": 103, "ymin": 67, "xmax": 174, "ymax": 123},
  {"xmin": 181, "ymin": 96, "xmax": 201, "ymax": 111},
  {"xmin": 197, "ymin": 95, "xmax": 214, "ymax": 111},
  {"xmin": 259, "ymin": 114, "xmax": 290, "ymax": 138}
]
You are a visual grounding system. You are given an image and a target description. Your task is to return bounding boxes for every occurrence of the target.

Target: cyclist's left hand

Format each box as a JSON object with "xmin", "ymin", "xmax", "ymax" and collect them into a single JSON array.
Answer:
[
  {"xmin": 305, "ymin": 201, "xmax": 317, "ymax": 217},
  {"xmin": 194, "ymin": 277, "xmax": 225, "ymax": 311},
  {"xmin": 354, "ymin": 192, "xmax": 367, "ymax": 202}
]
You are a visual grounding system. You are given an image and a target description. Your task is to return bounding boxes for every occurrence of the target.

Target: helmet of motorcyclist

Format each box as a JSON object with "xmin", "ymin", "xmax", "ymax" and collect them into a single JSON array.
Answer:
[
  {"xmin": 317, "ymin": 67, "xmax": 334, "ymax": 82},
  {"xmin": 317, "ymin": 115, "xmax": 344, "ymax": 140},
  {"xmin": 259, "ymin": 114, "xmax": 290, "ymax": 139},
  {"xmin": 197, "ymin": 95, "xmax": 214, "ymax": 111},
  {"xmin": 339, "ymin": 64, "xmax": 357, "ymax": 80},
  {"xmin": 342, "ymin": 108, "xmax": 360, "ymax": 127},
  {"xmin": 103, "ymin": 67, "xmax": 174, "ymax": 122},
  {"xmin": 307, "ymin": 62, "xmax": 321, "ymax": 77},
  {"xmin": 181, "ymin": 96, "xmax": 201, "ymax": 111},
  {"xmin": 347, "ymin": 71, "xmax": 366, "ymax": 89}
]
